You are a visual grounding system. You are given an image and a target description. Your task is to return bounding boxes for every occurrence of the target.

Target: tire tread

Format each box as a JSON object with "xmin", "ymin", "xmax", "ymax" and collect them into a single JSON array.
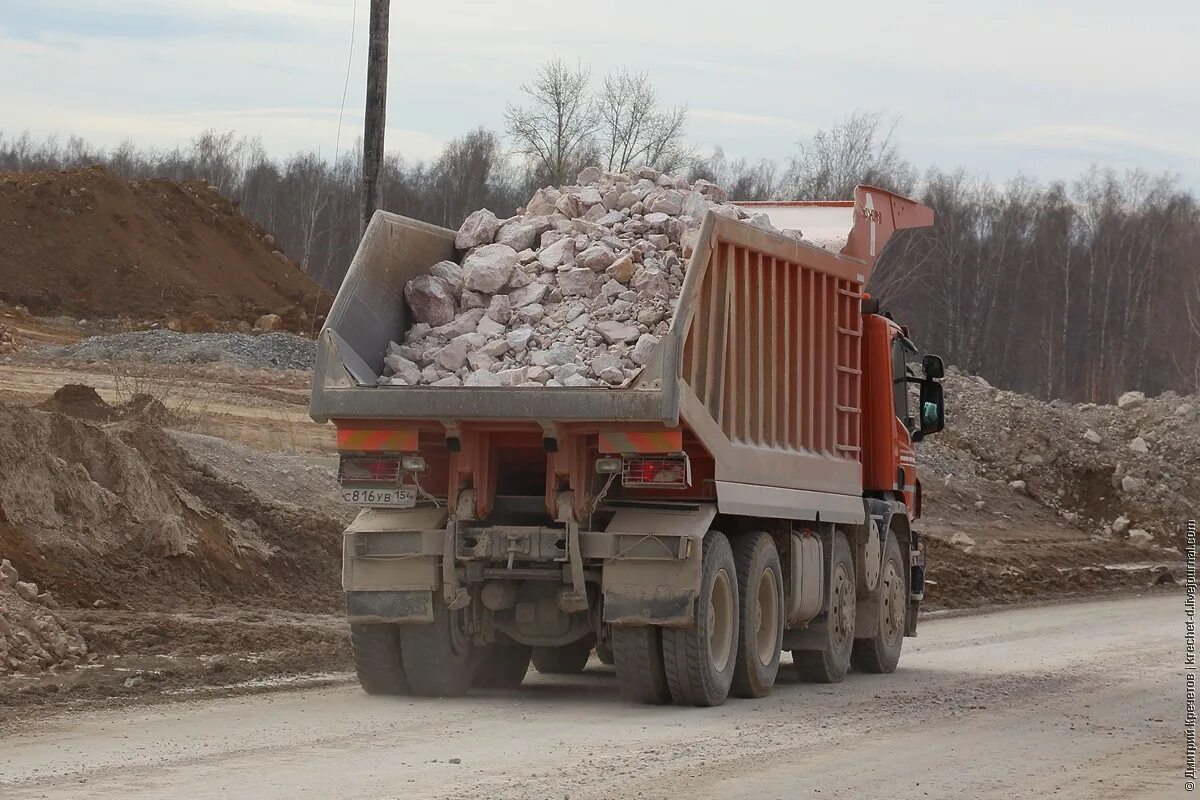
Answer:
[{"xmin": 349, "ymin": 623, "xmax": 409, "ymax": 695}]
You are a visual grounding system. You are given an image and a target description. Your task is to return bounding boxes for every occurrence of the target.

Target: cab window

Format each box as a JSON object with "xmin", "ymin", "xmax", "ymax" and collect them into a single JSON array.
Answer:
[{"xmin": 892, "ymin": 337, "xmax": 914, "ymax": 430}]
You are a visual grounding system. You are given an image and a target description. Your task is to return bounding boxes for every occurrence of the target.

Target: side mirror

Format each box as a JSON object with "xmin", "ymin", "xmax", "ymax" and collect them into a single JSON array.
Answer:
[
  {"xmin": 922, "ymin": 354, "xmax": 945, "ymax": 380},
  {"xmin": 913, "ymin": 379, "xmax": 945, "ymax": 441}
]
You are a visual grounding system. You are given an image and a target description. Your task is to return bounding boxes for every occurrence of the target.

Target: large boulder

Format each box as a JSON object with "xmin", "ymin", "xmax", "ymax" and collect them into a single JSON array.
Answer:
[
  {"xmin": 462, "ymin": 244, "xmax": 518, "ymax": 293},
  {"xmin": 456, "ymin": 209, "xmax": 501, "ymax": 249},
  {"xmin": 404, "ymin": 275, "xmax": 457, "ymax": 326},
  {"xmin": 1117, "ymin": 390, "xmax": 1146, "ymax": 410}
]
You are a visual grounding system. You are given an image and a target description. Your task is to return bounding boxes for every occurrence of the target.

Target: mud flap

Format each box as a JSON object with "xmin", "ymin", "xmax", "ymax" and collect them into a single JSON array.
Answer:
[
  {"xmin": 341, "ymin": 509, "xmax": 446, "ymax": 619},
  {"xmin": 601, "ymin": 504, "xmax": 715, "ymax": 628},
  {"xmin": 346, "ymin": 590, "xmax": 434, "ymax": 623}
]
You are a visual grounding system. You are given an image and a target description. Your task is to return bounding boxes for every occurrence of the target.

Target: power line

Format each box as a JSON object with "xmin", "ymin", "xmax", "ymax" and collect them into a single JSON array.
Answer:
[{"xmin": 333, "ymin": 0, "xmax": 359, "ymax": 166}]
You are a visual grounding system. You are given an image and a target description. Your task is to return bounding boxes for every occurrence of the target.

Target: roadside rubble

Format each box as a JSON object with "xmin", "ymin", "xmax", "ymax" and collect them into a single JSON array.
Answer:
[
  {"xmin": 0, "ymin": 559, "xmax": 89, "ymax": 675},
  {"xmin": 922, "ymin": 368, "xmax": 1199, "ymax": 552},
  {"xmin": 382, "ymin": 167, "xmax": 805, "ymax": 388}
]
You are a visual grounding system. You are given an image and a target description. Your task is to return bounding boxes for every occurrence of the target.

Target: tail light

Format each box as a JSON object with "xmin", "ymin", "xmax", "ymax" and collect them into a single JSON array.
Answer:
[
  {"xmin": 620, "ymin": 455, "xmax": 691, "ymax": 489},
  {"xmin": 338, "ymin": 456, "xmax": 401, "ymax": 484}
]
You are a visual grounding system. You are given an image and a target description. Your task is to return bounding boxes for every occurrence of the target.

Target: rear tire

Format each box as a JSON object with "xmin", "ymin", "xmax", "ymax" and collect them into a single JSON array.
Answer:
[
  {"xmin": 596, "ymin": 637, "xmax": 614, "ymax": 666},
  {"xmin": 792, "ymin": 531, "xmax": 855, "ymax": 684},
  {"xmin": 612, "ymin": 625, "xmax": 671, "ymax": 704},
  {"xmin": 531, "ymin": 636, "xmax": 594, "ymax": 675},
  {"xmin": 473, "ymin": 642, "xmax": 532, "ymax": 689},
  {"xmin": 399, "ymin": 594, "xmax": 474, "ymax": 697},
  {"xmin": 662, "ymin": 531, "xmax": 739, "ymax": 707},
  {"xmin": 349, "ymin": 623, "xmax": 409, "ymax": 695},
  {"xmin": 731, "ymin": 532, "xmax": 784, "ymax": 698},
  {"xmin": 851, "ymin": 530, "xmax": 906, "ymax": 674}
]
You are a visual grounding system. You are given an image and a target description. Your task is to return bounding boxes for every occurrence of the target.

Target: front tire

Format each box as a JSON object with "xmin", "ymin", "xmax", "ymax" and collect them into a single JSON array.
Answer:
[
  {"xmin": 662, "ymin": 531, "xmax": 739, "ymax": 707},
  {"xmin": 399, "ymin": 594, "xmax": 474, "ymax": 697},
  {"xmin": 731, "ymin": 532, "xmax": 784, "ymax": 698},
  {"xmin": 349, "ymin": 623, "xmax": 409, "ymax": 695},
  {"xmin": 851, "ymin": 530, "xmax": 906, "ymax": 674},
  {"xmin": 792, "ymin": 530, "xmax": 856, "ymax": 683}
]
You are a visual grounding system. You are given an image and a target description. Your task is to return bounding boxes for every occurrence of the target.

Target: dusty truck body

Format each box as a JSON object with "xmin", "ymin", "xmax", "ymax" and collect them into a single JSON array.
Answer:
[{"xmin": 309, "ymin": 185, "xmax": 945, "ymax": 706}]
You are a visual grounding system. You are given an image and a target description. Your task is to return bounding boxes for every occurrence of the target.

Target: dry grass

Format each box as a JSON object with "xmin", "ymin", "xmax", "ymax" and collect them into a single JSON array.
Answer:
[{"xmin": 108, "ymin": 358, "xmax": 220, "ymax": 428}]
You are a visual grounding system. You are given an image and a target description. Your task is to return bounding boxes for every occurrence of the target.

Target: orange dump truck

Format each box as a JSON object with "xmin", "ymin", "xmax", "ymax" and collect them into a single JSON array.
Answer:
[{"xmin": 309, "ymin": 186, "xmax": 944, "ymax": 706}]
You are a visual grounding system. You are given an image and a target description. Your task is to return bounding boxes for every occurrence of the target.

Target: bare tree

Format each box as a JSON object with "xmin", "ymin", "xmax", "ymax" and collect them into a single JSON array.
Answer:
[
  {"xmin": 504, "ymin": 59, "xmax": 597, "ymax": 185},
  {"xmin": 597, "ymin": 69, "xmax": 689, "ymax": 173},
  {"xmin": 784, "ymin": 110, "xmax": 916, "ymax": 200},
  {"xmin": 687, "ymin": 147, "xmax": 777, "ymax": 200}
]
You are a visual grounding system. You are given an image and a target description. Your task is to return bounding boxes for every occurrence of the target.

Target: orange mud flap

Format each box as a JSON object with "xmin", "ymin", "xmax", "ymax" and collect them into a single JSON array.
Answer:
[{"xmin": 600, "ymin": 503, "xmax": 716, "ymax": 627}]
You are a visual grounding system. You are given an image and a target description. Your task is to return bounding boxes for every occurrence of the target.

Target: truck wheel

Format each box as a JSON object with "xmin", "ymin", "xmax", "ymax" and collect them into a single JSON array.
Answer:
[
  {"xmin": 473, "ymin": 642, "xmax": 532, "ymax": 689},
  {"xmin": 531, "ymin": 636, "xmax": 594, "ymax": 675},
  {"xmin": 662, "ymin": 531, "xmax": 739, "ymax": 707},
  {"xmin": 349, "ymin": 623, "xmax": 409, "ymax": 695},
  {"xmin": 612, "ymin": 625, "xmax": 671, "ymax": 704},
  {"xmin": 596, "ymin": 638, "xmax": 614, "ymax": 666},
  {"xmin": 792, "ymin": 531, "xmax": 855, "ymax": 683},
  {"xmin": 851, "ymin": 530, "xmax": 906, "ymax": 674},
  {"xmin": 399, "ymin": 594, "xmax": 474, "ymax": 697},
  {"xmin": 731, "ymin": 532, "xmax": 784, "ymax": 698}
]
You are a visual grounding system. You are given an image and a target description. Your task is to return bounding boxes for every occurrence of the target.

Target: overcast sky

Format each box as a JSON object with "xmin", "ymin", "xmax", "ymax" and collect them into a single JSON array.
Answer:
[{"xmin": 2, "ymin": 0, "xmax": 1197, "ymax": 188}]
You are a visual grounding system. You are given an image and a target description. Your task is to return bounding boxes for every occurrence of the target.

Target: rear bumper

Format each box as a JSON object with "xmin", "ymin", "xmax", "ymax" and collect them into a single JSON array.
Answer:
[{"xmin": 342, "ymin": 504, "xmax": 715, "ymax": 626}]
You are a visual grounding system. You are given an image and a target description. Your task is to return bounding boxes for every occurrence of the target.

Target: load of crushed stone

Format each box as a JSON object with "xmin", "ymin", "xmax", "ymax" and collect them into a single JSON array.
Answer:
[
  {"xmin": 1, "ymin": 558, "xmax": 88, "ymax": 675},
  {"xmin": 381, "ymin": 166, "xmax": 804, "ymax": 388}
]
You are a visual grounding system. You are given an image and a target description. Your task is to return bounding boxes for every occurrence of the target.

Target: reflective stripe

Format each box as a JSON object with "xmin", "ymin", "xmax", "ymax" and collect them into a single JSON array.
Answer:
[
  {"xmin": 598, "ymin": 430, "xmax": 683, "ymax": 454},
  {"xmin": 336, "ymin": 428, "xmax": 418, "ymax": 452}
]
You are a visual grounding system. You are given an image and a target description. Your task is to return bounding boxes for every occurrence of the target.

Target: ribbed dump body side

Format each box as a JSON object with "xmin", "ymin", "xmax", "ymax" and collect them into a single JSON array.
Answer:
[
  {"xmin": 667, "ymin": 214, "xmax": 868, "ymax": 509},
  {"xmin": 681, "ymin": 236, "xmax": 862, "ymax": 460}
]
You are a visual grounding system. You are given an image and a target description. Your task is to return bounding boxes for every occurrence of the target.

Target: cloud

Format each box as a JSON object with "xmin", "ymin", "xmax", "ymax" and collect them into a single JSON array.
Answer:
[
  {"xmin": 1, "ymin": 0, "xmax": 1197, "ymax": 188},
  {"xmin": 689, "ymin": 109, "xmax": 813, "ymax": 132},
  {"xmin": 942, "ymin": 125, "xmax": 1200, "ymax": 162}
]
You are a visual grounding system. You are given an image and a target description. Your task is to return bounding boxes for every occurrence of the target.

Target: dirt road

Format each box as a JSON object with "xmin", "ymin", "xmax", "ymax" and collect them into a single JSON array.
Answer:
[{"xmin": 0, "ymin": 594, "xmax": 1182, "ymax": 800}]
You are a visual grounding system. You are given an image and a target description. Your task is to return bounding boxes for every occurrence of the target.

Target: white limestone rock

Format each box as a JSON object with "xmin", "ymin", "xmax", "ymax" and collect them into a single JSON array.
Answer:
[
  {"xmin": 404, "ymin": 275, "xmax": 457, "ymax": 326},
  {"xmin": 463, "ymin": 244, "xmax": 518, "ymax": 293},
  {"xmin": 456, "ymin": 209, "xmax": 501, "ymax": 249}
]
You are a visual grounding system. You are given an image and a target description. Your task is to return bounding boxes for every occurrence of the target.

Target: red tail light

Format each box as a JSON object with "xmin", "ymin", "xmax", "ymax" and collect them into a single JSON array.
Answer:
[
  {"xmin": 621, "ymin": 455, "xmax": 691, "ymax": 489},
  {"xmin": 338, "ymin": 456, "xmax": 401, "ymax": 484}
]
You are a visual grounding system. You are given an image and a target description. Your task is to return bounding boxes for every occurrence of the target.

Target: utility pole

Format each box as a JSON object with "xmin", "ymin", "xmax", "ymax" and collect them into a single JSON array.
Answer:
[{"xmin": 362, "ymin": 0, "xmax": 390, "ymax": 233}]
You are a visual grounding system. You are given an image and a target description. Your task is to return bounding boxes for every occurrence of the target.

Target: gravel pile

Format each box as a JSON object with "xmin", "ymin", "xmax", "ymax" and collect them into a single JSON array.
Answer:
[
  {"xmin": 45, "ymin": 330, "xmax": 316, "ymax": 371},
  {"xmin": 382, "ymin": 166, "xmax": 804, "ymax": 388},
  {"xmin": 924, "ymin": 368, "xmax": 1200, "ymax": 550}
]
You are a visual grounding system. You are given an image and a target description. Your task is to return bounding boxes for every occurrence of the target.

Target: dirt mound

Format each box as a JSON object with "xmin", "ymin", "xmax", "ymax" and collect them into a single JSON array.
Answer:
[
  {"xmin": 0, "ymin": 166, "xmax": 329, "ymax": 326},
  {"xmin": 35, "ymin": 383, "xmax": 116, "ymax": 421},
  {"xmin": 0, "ymin": 401, "xmax": 342, "ymax": 623},
  {"xmin": 923, "ymin": 368, "xmax": 1199, "ymax": 552}
]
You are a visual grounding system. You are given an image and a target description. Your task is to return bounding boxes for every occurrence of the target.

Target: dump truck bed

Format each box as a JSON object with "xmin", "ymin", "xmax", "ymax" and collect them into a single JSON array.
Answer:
[{"xmin": 310, "ymin": 187, "xmax": 932, "ymax": 519}]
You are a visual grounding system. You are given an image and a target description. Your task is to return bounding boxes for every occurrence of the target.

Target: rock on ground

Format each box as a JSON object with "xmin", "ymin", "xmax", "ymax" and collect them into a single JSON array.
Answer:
[{"xmin": 0, "ymin": 559, "xmax": 88, "ymax": 675}]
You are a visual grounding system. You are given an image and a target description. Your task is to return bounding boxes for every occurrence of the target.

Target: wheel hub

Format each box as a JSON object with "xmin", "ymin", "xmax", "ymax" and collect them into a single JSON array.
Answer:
[
  {"xmin": 708, "ymin": 568, "xmax": 734, "ymax": 672},
  {"xmin": 830, "ymin": 562, "xmax": 854, "ymax": 653},
  {"xmin": 755, "ymin": 567, "xmax": 779, "ymax": 667},
  {"xmin": 881, "ymin": 558, "xmax": 904, "ymax": 646}
]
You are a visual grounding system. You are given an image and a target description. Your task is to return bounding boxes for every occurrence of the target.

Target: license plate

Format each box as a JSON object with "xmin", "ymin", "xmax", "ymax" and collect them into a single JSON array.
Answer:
[{"xmin": 341, "ymin": 486, "xmax": 417, "ymax": 507}]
